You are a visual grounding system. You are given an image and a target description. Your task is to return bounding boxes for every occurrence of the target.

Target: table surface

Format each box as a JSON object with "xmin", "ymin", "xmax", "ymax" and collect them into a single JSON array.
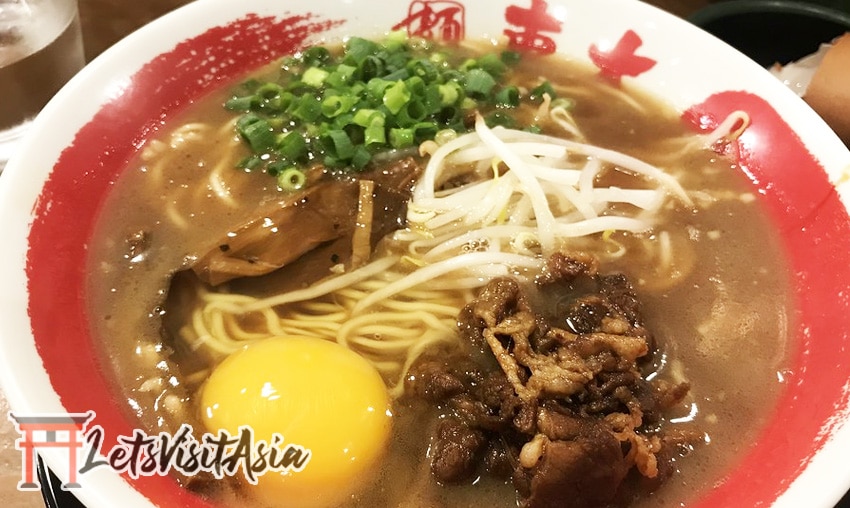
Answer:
[{"xmin": 0, "ymin": 0, "xmax": 735, "ymax": 506}]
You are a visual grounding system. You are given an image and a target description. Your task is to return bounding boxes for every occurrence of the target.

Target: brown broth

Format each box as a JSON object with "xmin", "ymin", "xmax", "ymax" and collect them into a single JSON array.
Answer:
[{"xmin": 84, "ymin": 46, "xmax": 791, "ymax": 507}]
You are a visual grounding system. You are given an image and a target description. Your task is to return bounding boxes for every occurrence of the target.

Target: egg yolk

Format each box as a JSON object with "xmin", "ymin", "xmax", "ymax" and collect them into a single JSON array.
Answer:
[{"xmin": 199, "ymin": 336, "xmax": 392, "ymax": 507}]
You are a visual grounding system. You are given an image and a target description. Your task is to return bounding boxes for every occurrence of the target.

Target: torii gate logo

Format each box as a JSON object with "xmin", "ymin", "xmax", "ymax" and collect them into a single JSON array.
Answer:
[
  {"xmin": 7, "ymin": 411, "xmax": 312, "ymax": 492},
  {"xmin": 9, "ymin": 411, "xmax": 95, "ymax": 490}
]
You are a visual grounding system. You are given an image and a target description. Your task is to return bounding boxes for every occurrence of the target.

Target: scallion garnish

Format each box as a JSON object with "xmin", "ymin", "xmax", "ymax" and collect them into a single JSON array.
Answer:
[
  {"xmin": 464, "ymin": 68, "xmax": 497, "ymax": 97},
  {"xmin": 225, "ymin": 32, "xmax": 564, "ymax": 185},
  {"xmin": 276, "ymin": 168, "xmax": 307, "ymax": 191}
]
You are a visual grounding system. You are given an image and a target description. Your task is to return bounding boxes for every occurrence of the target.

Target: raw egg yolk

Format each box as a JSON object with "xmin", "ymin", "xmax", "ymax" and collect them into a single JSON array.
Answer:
[{"xmin": 199, "ymin": 336, "xmax": 392, "ymax": 507}]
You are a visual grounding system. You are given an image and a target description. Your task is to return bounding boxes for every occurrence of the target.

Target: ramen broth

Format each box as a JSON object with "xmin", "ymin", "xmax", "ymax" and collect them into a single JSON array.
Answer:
[{"xmin": 85, "ymin": 41, "xmax": 791, "ymax": 507}]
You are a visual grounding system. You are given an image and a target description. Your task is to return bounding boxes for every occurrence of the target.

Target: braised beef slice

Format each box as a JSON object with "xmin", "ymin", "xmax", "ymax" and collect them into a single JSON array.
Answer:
[
  {"xmin": 513, "ymin": 427, "xmax": 628, "ymax": 508},
  {"xmin": 190, "ymin": 157, "xmax": 421, "ymax": 286},
  {"xmin": 431, "ymin": 417, "xmax": 488, "ymax": 484},
  {"xmin": 408, "ymin": 356, "xmax": 483, "ymax": 402},
  {"xmin": 405, "ymin": 253, "xmax": 696, "ymax": 508}
]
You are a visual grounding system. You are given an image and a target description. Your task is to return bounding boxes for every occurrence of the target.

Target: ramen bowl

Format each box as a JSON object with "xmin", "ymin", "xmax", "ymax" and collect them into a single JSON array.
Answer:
[{"xmin": 1, "ymin": 0, "xmax": 850, "ymax": 507}]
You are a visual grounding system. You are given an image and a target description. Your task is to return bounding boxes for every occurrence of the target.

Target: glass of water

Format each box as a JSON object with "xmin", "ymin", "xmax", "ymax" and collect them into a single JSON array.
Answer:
[{"xmin": 0, "ymin": 0, "xmax": 85, "ymax": 171}]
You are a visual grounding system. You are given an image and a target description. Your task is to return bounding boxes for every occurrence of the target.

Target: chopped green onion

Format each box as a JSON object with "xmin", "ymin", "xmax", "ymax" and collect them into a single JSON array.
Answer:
[
  {"xmin": 325, "ymin": 64, "xmax": 357, "ymax": 88},
  {"xmin": 485, "ymin": 111, "xmax": 518, "ymax": 128},
  {"xmin": 384, "ymin": 29, "xmax": 408, "ymax": 48},
  {"xmin": 404, "ymin": 76, "xmax": 426, "ymax": 97},
  {"xmin": 396, "ymin": 99, "xmax": 428, "ymax": 126},
  {"xmin": 530, "ymin": 81, "xmax": 557, "ymax": 102},
  {"xmin": 367, "ymin": 78, "xmax": 394, "ymax": 100},
  {"xmin": 225, "ymin": 95, "xmax": 256, "ymax": 111},
  {"xmin": 236, "ymin": 114, "xmax": 276, "ymax": 152},
  {"xmin": 257, "ymin": 82, "xmax": 284, "ymax": 99},
  {"xmin": 495, "ymin": 86, "xmax": 520, "ymax": 108},
  {"xmin": 381, "ymin": 67, "xmax": 410, "ymax": 82},
  {"xmin": 407, "ymin": 58, "xmax": 438, "ymax": 81},
  {"xmin": 436, "ymin": 105, "xmax": 461, "ymax": 125},
  {"xmin": 412, "ymin": 122, "xmax": 438, "ymax": 143},
  {"xmin": 359, "ymin": 55, "xmax": 386, "ymax": 81},
  {"xmin": 501, "ymin": 50, "xmax": 521, "ymax": 66},
  {"xmin": 364, "ymin": 116, "xmax": 386, "ymax": 145},
  {"xmin": 383, "ymin": 51, "xmax": 410, "ymax": 75},
  {"xmin": 464, "ymin": 68, "xmax": 497, "ymax": 97},
  {"xmin": 277, "ymin": 168, "xmax": 307, "ymax": 191},
  {"xmin": 459, "ymin": 58, "xmax": 478, "ymax": 72},
  {"xmin": 302, "ymin": 46, "xmax": 331, "ymax": 66},
  {"xmin": 383, "ymin": 80, "xmax": 411, "ymax": 114},
  {"xmin": 438, "ymin": 82, "xmax": 461, "ymax": 106},
  {"xmin": 270, "ymin": 92, "xmax": 294, "ymax": 113},
  {"xmin": 224, "ymin": 35, "xmax": 575, "ymax": 184},
  {"xmin": 344, "ymin": 37, "xmax": 380, "ymax": 65},
  {"xmin": 350, "ymin": 145, "xmax": 372, "ymax": 170},
  {"xmin": 421, "ymin": 83, "xmax": 443, "ymax": 111},
  {"xmin": 322, "ymin": 130, "xmax": 355, "ymax": 160},
  {"xmin": 352, "ymin": 108, "xmax": 385, "ymax": 127},
  {"xmin": 237, "ymin": 154, "xmax": 264, "ymax": 170},
  {"xmin": 302, "ymin": 67, "xmax": 330, "ymax": 88},
  {"xmin": 478, "ymin": 53, "xmax": 507, "ymax": 78},
  {"xmin": 291, "ymin": 95, "xmax": 322, "ymax": 122},
  {"xmin": 343, "ymin": 122, "xmax": 364, "ymax": 144},
  {"xmin": 321, "ymin": 95, "xmax": 357, "ymax": 117},
  {"xmin": 237, "ymin": 78, "xmax": 263, "ymax": 94},
  {"xmin": 277, "ymin": 131, "xmax": 308, "ymax": 161},
  {"xmin": 389, "ymin": 127, "xmax": 414, "ymax": 149}
]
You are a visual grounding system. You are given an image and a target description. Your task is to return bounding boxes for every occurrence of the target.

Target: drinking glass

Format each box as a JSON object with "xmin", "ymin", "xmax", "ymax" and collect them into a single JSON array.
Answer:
[{"xmin": 0, "ymin": 0, "xmax": 85, "ymax": 171}]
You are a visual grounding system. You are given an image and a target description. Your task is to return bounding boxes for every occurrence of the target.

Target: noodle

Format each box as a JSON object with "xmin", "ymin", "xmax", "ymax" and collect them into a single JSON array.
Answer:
[
  {"xmin": 141, "ymin": 118, "xmax": 244, "ymax": 231},
  {"xmin": 184, "ymin": 266, "xmax": 466, "ymax": 398}
]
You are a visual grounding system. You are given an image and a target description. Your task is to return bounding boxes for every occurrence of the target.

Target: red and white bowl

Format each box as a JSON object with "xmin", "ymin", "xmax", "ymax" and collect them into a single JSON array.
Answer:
[{"xmin": 2, "ymin": 0, "xmax": 850, "ymax": 506}]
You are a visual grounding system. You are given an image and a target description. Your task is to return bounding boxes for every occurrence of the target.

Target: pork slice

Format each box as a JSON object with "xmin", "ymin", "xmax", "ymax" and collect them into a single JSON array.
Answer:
[
  {"xmin": 190, "ymin": 157, "xmax": 421, "ymax": 287},
  {"xmin": 191, "ymin": 181, "xmax": 356, "ymax": 286}
]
